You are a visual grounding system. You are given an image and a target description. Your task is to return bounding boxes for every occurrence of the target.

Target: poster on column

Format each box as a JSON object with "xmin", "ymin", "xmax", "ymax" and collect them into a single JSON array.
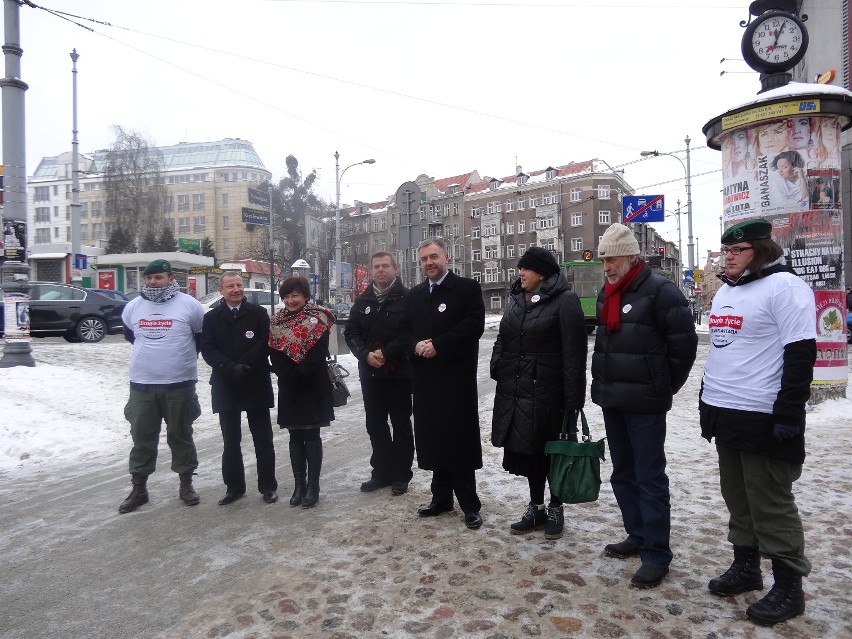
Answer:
[{"xmin": 721, "ymin": 116, "xmax": 842, "ymax": 223}]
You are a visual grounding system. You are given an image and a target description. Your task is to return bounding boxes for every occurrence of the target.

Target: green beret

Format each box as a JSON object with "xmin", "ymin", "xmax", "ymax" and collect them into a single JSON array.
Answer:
[
  {"xmin": 721, "ymin": 219, "xmax": 772, "ymax": 244},
  {"xmin": 143, "ymin": 259, "xmax": 172, "ymax": 276}
]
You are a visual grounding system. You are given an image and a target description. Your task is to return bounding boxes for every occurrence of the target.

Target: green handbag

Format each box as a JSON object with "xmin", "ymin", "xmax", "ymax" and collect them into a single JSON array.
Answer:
[{"xmin": 544, "ymin": 409, "xmax": 607, "ymax": 504}]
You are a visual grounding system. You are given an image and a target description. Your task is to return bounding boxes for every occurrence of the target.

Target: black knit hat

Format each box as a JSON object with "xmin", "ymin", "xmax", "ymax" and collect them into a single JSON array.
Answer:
[{"xmin": 517, "ymin": 247, "xmax": 559, "ymax": 278}]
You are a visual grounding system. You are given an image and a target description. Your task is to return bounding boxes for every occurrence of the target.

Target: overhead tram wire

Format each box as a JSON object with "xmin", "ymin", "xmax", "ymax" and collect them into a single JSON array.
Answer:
[{"xmin": 30, "ymin": 2, "xmax": 644, "ymax": 155}]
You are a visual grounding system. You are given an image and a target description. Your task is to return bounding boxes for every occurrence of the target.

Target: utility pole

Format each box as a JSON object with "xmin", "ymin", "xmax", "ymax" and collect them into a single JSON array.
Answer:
[
  {"xmin": 70, "ymin": 49, "xmax": 81, "ymax": 282},
  {"xmin": 0, "ymin": 0, "xmax": 35, "ymax": 367}
]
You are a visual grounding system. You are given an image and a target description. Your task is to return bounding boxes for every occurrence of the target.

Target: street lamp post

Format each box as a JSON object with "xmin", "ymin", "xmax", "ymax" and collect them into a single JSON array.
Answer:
[
  {"xmin": 640, "ymin": 135, "xmax": 694, "ymax": 269},
  {"xmin": 334, "ymin": 151, "xmax": 375, "ymax": 302}
]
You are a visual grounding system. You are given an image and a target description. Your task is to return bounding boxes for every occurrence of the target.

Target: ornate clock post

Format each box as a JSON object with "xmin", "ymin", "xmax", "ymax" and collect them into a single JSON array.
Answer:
[{"xmin": 702, "ymin": 0, "xmax": 852, "ymax": 400}]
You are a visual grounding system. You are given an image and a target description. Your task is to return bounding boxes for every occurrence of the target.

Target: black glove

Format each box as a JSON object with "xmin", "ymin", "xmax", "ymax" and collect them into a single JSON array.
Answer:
[
  {"xmin": 231, "ymin": 363, "xmax": 252, "ymax": 381},
  {"xmin": 772, "ymin": 423, "xmax": 800, "ymax": 442}
]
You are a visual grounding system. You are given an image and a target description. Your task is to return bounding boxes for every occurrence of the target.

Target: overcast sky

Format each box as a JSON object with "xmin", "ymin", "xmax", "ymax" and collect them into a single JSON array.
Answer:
[{"xmin": 9, "ymin": 0, "xmax": 765, "ymax": 259}]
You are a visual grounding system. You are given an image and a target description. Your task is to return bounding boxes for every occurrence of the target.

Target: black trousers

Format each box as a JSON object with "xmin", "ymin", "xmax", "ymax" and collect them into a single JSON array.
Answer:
[
  {"xmin": 431, "ymin": 470, "xmax": 481, "ymax": 515},
  {"xmin": 219, "ymin": 408, "xmax": 277, "ymax": 494},
  {"xmin": 360, "ymin": 376, "xmax": 414, "ymax": 483}
]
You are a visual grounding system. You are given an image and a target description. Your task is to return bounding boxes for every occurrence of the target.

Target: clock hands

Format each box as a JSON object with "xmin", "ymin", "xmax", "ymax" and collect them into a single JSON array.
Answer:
[{"xmin": 767, "ymin": 20, "xmax": 787, "ymax": 54}]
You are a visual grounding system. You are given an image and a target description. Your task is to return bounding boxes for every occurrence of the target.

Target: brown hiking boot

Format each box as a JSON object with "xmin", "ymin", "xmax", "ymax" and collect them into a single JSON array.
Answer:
[
  {"xmin": 119, "ymin": 473, "xmax": 149, "ymax": 514},
  {"xmin": 179, "ymin": 472, "xmax": 200, "ymax": 506}
]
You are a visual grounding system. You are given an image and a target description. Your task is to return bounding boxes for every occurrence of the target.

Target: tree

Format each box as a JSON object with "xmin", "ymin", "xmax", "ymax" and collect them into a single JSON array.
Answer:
[
  {"xmin": 157, "ymin": 225, "xmax": 178, "ymax": 252},
  {"xmin": 103, "ymin": 126, "xmax": 166, "ymax": 248},
  {"xmin": 200, "ymin": 236, "xmax": 216, "ymax": 260},
  {"xmin": 138, "ymin": 229, "xmax": 158, "ymax": 253},
  {"xmin": 106, "ymin": 226, "xmax": 135, "ymax": 254}
]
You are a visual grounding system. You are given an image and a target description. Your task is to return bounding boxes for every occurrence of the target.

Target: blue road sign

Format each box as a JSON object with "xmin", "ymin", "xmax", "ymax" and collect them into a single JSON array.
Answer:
[
  {"xmin": 247, "ymin": 187, "xmax": 270, "ymax": 208},
  {"xmin": 74, "ymin": 253, "xmax": 87, "ymax": 270},
  {"xmin": 683, "ymin": 269, "xmax": 694, "ymax": 283},
  {"xmin": 623, "ymin": 195, "xmax": 665, "ymax": 223}
]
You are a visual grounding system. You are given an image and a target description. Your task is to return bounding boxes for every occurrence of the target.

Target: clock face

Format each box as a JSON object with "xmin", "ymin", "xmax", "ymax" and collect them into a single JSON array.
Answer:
[{"xmin": 749, "ymin": 14, "xmax": 806, "ymax": 69}]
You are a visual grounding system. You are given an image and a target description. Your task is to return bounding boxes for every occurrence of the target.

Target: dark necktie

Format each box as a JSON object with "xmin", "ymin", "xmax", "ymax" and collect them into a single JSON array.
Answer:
[{"xmin": 231, "ymin": 307, "xmax": 239, "ymax": 316}]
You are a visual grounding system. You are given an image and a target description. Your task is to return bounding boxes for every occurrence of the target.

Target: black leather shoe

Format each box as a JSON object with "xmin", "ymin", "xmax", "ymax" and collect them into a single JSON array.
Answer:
[
  {"xmin": 417, "ymin": 501, "xmax": 454, "ymax": 517},
  {"xmin": 605, "ymin": 539, "xmax": 641, "ymax": 559},
  {"xmin": 464, "ymin": 512, "xmax": 483, "ymax": 529},
  {"xmin": 217, "ymin": 491, "xmax": 245, "ymax": 506},
  {"xmin": 262, "ymin": 491, "xmax": 278, "ymax": 504},
  {"xmin": 391, "ymin": 481, "xmax": 409, "ymax": 496},
  {"xmin": 360, "ymin": 478, "xmax": 392, "ymax": 493},
  {"xmin": 631, "ymin": 564, "xmax": 669, "ymax": 588}
]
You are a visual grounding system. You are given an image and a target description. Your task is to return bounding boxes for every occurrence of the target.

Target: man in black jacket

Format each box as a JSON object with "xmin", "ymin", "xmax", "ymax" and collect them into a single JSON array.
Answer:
[
  {"xmin": 591, "ymin": 223, "xmax": 697, "ymax": 588},
  {"xmin": 201, "ymin": 272, "xmax": 278, "ymax": 506},
  {"xmin": 344, "ymin": 252, "xmax": 414, "ymax": 496}
]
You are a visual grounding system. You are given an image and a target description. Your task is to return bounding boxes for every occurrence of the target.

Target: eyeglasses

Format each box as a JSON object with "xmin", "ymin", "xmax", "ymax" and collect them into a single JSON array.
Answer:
[{"xmin": 721, "ymin": 246, "xmax": 753, "ymax": 256}]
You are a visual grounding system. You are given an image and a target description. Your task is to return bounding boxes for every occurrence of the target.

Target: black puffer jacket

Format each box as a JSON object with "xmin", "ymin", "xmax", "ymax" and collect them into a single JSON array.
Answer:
[
  {"xmin": 490, "ymin": 273, "xmax": 588, "ymax": 454},
  {"xmin": 344, "ymin": 278, "xmax": 411, "ymax": 379},
  {"xmin": 591, "ymin": 263, "xmax": 697, "ymax": 413}
]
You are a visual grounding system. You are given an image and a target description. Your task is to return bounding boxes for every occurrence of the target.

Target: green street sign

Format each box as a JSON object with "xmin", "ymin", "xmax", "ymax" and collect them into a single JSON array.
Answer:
[{"xmin": 178, "ymin": 238, "xmax": 201, "ymax": 252}]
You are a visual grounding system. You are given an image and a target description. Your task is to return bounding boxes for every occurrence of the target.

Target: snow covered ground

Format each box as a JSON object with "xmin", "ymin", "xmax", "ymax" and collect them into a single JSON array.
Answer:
[{"xmin": 1, "ymin": 321, "xmax": 850, "ymax": 638}]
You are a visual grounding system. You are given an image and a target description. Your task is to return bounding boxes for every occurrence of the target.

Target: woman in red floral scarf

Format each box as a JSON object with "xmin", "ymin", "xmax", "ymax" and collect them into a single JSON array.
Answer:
[{"xmin": 269, "ymin": 276, "xmax": 336, "ymax": 509}]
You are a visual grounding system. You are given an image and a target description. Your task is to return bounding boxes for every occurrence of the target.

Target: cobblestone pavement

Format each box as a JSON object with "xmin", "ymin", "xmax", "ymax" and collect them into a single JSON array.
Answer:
[{"xmin": 163, "ymin": 409, "xmax": 852, "ymax": 639}]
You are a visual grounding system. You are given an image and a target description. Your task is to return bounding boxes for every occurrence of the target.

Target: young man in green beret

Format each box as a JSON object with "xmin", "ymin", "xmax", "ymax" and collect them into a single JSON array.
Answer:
[
  {"xmin": 118, "ymin": 259, "xmax": 206, "ymax": 513},
  {"xmin": 700, "ymin": 218, "xmax": 816, "ymax": 625}
]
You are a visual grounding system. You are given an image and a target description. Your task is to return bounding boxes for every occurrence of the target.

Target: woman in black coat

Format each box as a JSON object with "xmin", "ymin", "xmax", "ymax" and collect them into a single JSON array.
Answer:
[
  {"xmin": 269, "ymin": 276, "xmax": 335, "ymax": 509},
  {"xmin": 490, "ymin": 247, "xmax": 587, "ymax": 539}
]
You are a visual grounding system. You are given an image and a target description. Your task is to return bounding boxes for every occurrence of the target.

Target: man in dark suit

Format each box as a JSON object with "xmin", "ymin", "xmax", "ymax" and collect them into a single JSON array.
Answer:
[
  {"xmin": 201, "ymin": 271, "xmax": 278, "ymax": 506},
  {"xmin": 344, "ymin": 251, "xmax": 414, "ymax": 496},
  {"xmin": 402, "ymin": 239, "xmax": 486, "ymax": 529}
]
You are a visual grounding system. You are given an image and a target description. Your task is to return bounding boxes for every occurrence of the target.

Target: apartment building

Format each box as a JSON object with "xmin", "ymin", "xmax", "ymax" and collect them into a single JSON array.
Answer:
[{"xmin": 28, "ymin": 138, "xmax": 271, "ymax": 282}]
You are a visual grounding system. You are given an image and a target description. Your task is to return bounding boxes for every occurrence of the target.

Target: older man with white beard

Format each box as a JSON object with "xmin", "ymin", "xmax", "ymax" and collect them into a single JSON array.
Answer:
[{"xmin": 591, "ymin": 223, "xmax": 697, "ymax": 588}]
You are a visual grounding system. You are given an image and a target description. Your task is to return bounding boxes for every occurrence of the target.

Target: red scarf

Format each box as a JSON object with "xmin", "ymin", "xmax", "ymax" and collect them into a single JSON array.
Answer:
[
  {"xmin": 268, "ymin": 303, "xmax": 335, "ymax": 363},
  {"xmin": 601, "ymin": 261, "xmax": 644, "ymax": 333}
]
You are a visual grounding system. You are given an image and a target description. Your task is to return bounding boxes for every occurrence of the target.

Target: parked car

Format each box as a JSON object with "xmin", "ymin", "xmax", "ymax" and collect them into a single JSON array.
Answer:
[
  {"xmin": 0, "ymin": 282, "xmax": 126, "ymax": 343},
  {"xmin": 332, "ymin": 302, "xmax": 352, "ymax": 320},
  {"xmin": 86, "ymin": 288, "xmax": 130, "ymax": 302},
  {"xmin": 197, "ymin": 288, "xmax": 282, "ymax": 315}
]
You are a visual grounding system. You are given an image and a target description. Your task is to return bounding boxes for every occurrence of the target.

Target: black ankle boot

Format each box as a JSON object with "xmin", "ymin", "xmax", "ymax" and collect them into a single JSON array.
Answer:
[
  {"xmin": 746, "ymin": 560, "xmax": 805, "ymax": 625},
  {"xmin": 709, "ymin": 545, "xmax": 763, "ymax": 596},
  {"xmin": 509, "ymin": 502, "xmax": 546, "ymax": 534},
  {"xmin": 288, "ymin": 439, "xmax": 306, "ymax": 507},
  {"xmin": 302, "ymin": 439, "xmax": 323, "ymax": 508}
]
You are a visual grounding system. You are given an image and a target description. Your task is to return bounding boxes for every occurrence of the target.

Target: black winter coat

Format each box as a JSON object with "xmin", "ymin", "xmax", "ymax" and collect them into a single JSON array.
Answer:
[
  {"xmin": 401, "ymin": 271, "xmax": 485, "ymax": 471},
  {"xmin": 200, "ymin": 299, "xmax": 274, "ymax": 414},
  {"xmin": 490, "ymin": 273, "xmax": 588, "ymax": 454},
  {"xmin": 591, "ymin": 263, "xmax": 697, "ymax": 413},
  {"xmin": 269, "ymin": 329, "xmax": 334, "ymax": 428},
  {"xmin": 343, "ymin": 278, "xmax": 411, "ymax": 380}
]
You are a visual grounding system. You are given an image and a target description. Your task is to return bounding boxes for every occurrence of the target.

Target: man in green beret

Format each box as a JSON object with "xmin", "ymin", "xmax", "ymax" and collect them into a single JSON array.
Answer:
[
  {"xmin": 118, "ymin": 258, "xmax": 206, "ymax": 513},
  {"xmin": 700, "ymin": 218, "xmax": 816, "ymax": 625}
]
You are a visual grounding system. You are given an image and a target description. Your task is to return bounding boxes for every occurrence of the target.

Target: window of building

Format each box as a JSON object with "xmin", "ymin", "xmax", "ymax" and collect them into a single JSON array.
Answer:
[
  {"xmin": 453, "ymin": 223, "xmax": 459, "ymax": 236},
  {"xmin": 381, "ymin": 218, "xmax": 386, "ymax": 230},
  {"xmin": 35, "ymin": 228, "xmax": 50, "ymax": 243},
  {"xmin": 484, "ymin": 222, "xmax": 498, "ymax": 236},
  {"xmin": 223, "ymin": 239, "xmax": 230, "ymax": 252},
  {"xmin": 444, "ymin": 204, "xmax": 450, "ymax": 217},
  {"xmin": 518, "ymin": 243, "xmax": 526, "ymax": 254},
  {"xmin": 35, "ymin": 207, "xmax": 50, "ymax": 222},
  {"xmin": 54, "ymin": 226, "xmax": 61, "ymax": 238},
  {"xmin": 486, "ymin": 202, "xmax": 495, "ymax": 215},
  {"xmin": 392, "ymin": 232, "xmax": 397, "ymax": 245},
  {"xmin": 470, "ymin": 206, "xmax": 480, "ymax": 218},
  {"xmin": 517, "ymin": 174, "xmax": 529, "ymax": 186},
  {"xmin": 570, "ymin": 187, "xmax": 581, "ymax": 202},
  {"xmin": 542, "ymin": 192, "xmax": 553, "ymax": 205},
  {"xmin": 65, "ymin": 205, "xmax": 71, "ymax": 220},
  {"xmin": 163, "ymin": 195, "xmax": 173, "ymax": 212},
  {"xmin": 222, "ymin": 215, "xmax": 230, "ymax": 230},
  {"xmin": 518, "ymin": 220, "xmax": 525, "ymax": 233},
  {"xmin": 373, "ymin": 219, "xmax": 380, "ymax": 232},
  {"xmin": 598, "ymin": 184, "xmax": 611, "ymax": 199},
  {"xmin": 453, "ymin": 203, "xmax": 459, "ymax": 216},
  {"xmin": 472, "ymin": 227, "xmax": 481, "ymax": 239},
  {"xmin": 485, "ymin": 267, "xmax": 499, "ymax": 283},
  {"xmin": 92, "ymin": 223, "xmax": 103, "ymax": 240},
  {"xmin": 473, "ymin": 271, "xmax": 482, "ymax": 283},
  {"xmin": 222, "ymin": 193, "xmax": 229, "ymax": 206},
  {"xmin": 80, "ymin": 224, "xmax": 88, "ymax": 240},
  {"xmin": 507, "ymin": 268, "xmax": 516, "ymax": 280},
  {"xmin": 34, "ymin": 186, "xmax": 50, "ymax": 201},
  {"xmin": 495, "ymin": 201, "xmax": 502, "ymax": 213},
  {"xmin": 541, "ymin": 238, "xmax": 556, "ymax": 251},
  {"xmin": 571, "ymin": 237, "xmax": 583, "ymax": 251},
  {"xmin": 485, "ymin": 245, "xmax": 498, "ymax": 259},
  {"xmin": 538, "ymin": 215, "xmax": 555, "ymax": 229},
  {"xmin": 517, "ymin": 197, "xmax": 525, "ymax": 211},
  {"xmin": 506, "ymin": 221, "xmax": 514, "ymax": 234},
  {"xmin": 506, "ymin": 200, "xmax": 514, "ymax": 213},
  {"xmin": 529, "ymin": 194, "xmax": 537, "ymax": 208},
  {"xmin": 53, "ymin": 206, "xmax": 60, "ymax": 218},
  {"xmin": 193, "ymin": 194, "xmax": 205, "ymax": 211},
  {"xmin": 507, "ymin": 244, "xmax": 515, "ymax": 258},
  {"xmin": 178, "ymin": 195, "xmax": 190, "ymax": 212},
  {"xmin": 179, "ymin": 217, "xmax": 190, "ymax": 233},
  {"xmin": 80, "ymin": 202, "xmax": 88, "ymax": 218},
  {"xmin": 599, "ymin": 210, "xmax": 611, "ymax": 225},
  {"xmin": 530, "ymin": 218, "xmax": 536, "ymax": 230},
  {"xmin": 91, "ymin": 201, "xmax": 102, "ymax": 217},
  {"xmin": 546, "ymin": 168, "xmax": 557, "ymax": 180},
  {"xmin": 571, "ymin": 212, "xmax": 583, "ymax": 226},
  {"xmin": 422, "ymin": 227, "xmax": 428, "ymax": 240},
  {"xmin": 472, "ymin": 249, "xmax": 481, "ymax": 261}
]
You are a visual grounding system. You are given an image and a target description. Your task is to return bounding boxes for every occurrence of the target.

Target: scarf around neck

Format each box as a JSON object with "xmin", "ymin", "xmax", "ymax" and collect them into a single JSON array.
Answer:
[
  {"xmin": 141, "ymin": 280, "xmax": 181, "ymax": 304},
  {"xmin": 601, "ymin": 261, "xmax": 644, "ymax": 333},
  {"xmin": 269, "ymin": 303, "xmax": 335, "ymax": 363},
  {"xmin": 373, "ymin": 278, "xmax": 396, "ymax": 305}
]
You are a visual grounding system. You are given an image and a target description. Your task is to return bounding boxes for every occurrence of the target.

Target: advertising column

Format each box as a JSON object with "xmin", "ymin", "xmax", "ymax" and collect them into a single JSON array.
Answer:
[{"xmin": 705, "ymin": 88, "xmax": 852, "ymax": 398}]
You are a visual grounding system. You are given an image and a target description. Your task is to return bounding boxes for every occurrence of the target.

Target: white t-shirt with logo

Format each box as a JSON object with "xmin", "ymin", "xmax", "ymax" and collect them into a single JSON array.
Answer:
[
  {"xmin": 702, "ymin": 271, "xmax": 815, "ymax": 414},
  {"xmin": 122, "ymin": 292, "xmax": 205, "ymax": 384}
]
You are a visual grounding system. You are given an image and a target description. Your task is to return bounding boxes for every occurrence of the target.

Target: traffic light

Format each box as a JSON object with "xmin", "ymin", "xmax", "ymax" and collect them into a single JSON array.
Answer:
[
  {"xmin": 582, "ymin": 249, "xmax": 593, "ymax": 261},
  {"xmin": 658, "ymin": 247, "xmax": 665, "ymax": 255}
]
